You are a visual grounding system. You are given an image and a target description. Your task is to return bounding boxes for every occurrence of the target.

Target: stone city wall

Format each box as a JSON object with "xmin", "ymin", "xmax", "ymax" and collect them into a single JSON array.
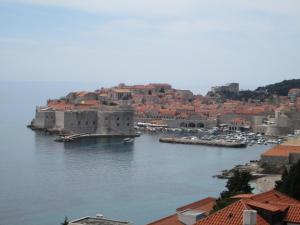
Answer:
[
  {"xmin": 97, "ymin": 110, "xmax": 135, "ymax": 135},
  {"xmin": 63, "ymin": 110, "xmax": 98, "ymax": 134},
  {"xmin": 32, "ymin": 107, "xmax": 135, "ymax": 135},
  {"xmin": 33, "ymin": 110, "xmax": 56, "ymax": 129},
  {"xmin": 260, "ymin": 155, "xmax": 289, "ymax": 167}
]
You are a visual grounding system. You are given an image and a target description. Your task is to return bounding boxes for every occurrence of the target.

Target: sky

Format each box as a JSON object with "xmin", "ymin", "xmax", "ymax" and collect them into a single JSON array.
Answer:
[{"xmin": 0, "ymin": 0, "xmax": 300, "ymax": 92}]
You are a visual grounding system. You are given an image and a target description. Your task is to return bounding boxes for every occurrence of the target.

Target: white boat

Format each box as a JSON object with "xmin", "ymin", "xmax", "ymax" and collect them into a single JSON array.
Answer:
[{"xmin": 123, "ymin": 138, "xmax": 134, "ymax": 144}]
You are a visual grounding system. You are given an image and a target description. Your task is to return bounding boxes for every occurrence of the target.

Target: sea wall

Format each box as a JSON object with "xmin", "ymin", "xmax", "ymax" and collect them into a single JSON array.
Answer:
[
  {"xmin": 33, "ymin": 111, "xmax": 55, "ymax": 129},
  {"xmin": 63, "ymin": 110, "xmax": 98, "ymax": 134},
  {"xmin": 32, "ymin": 107, "xmax": 135, "ymax": 135},
  {"xmin": 260, "ymin": 155, "xmax": 289, "ymax": 167},
  {"xmin": 97, "ymin": 110, "xmax": 135, "ymax": 135},
  {"xmin": 55, "ymin": 111, "xmax": 65, "ymax": 130}
]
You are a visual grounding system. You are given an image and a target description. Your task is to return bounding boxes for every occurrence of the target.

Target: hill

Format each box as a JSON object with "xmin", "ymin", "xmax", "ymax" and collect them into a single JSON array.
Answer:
[
  {"xmin": 207, "ymin": 79, "xmax": 300, "ymax": 102},
  {"xmin": 256, "ymin": 79, "xmax": 300, "ymax": 96}
]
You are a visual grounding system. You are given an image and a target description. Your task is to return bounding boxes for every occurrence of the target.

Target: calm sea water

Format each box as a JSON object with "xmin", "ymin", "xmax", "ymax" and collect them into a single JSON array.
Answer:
[{"xmin": 0, "ymin": 82, "xmax": 270, "ymax": 225}]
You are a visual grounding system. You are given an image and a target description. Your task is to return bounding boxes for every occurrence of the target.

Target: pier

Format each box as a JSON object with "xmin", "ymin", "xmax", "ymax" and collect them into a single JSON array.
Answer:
[
  {"xmin": 159, "ymin": 137, "xmax": 247, "ymax": 148},
  {"xmin": 55, "ymin": 133, "xmax": 139, "ymax": 142}
]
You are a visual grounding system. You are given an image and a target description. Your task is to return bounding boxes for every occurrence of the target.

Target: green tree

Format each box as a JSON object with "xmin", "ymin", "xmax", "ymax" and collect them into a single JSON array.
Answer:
[
  {"xmin": 276, "ymin": 160, "xmax": 300, "ymax": 200},
  {"xmin": 212, "ymin": 170, "xmax": 253, "ymax": 212},
  {"xmin": 61, "ymin": 216, "xmax": 69, "ymax": 225},
  {"xmin": 224, "ymin": 170, "xmax": 253, "ymax": 197}
]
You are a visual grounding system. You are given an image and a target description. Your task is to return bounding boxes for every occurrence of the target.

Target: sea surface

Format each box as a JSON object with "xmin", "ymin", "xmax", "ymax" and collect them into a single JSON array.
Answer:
[{"xmin": 0, "ymin": 82, "xmax": 271, "ymax": 225}]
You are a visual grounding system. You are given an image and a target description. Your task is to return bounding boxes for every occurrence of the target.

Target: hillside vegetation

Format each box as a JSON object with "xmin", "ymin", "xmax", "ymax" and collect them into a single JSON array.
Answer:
[{"xmin": 256, "ymin": 79, "xmax": 300, "ymax": 96}]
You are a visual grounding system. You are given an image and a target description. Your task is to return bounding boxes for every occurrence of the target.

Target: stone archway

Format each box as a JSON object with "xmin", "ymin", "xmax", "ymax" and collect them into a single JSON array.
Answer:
[
  {"xmin": 197, "ymin": 123, "xmax": 204, "ymax": 128},
  {"xmin": 188, "ymin": 122, "xmax": 196, "ymax": 128}
]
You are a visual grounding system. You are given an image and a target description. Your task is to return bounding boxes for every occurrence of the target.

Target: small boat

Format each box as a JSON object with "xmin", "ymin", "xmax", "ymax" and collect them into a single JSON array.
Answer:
[{"xmin": 123, "ymin": 138, "xmax": 134, "ymax": 144}]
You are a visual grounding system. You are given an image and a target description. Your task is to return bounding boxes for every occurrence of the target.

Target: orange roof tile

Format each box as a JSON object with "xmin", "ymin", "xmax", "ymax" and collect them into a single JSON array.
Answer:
[
  {"xmin": 249, "ymin": 190, "xmax": 300, "ymax": 205},
  {"xmin": 147, "ymin": 197, "xmax": 215, "ymax": 225},
  {"xmin": 196, "ymin": 200, "xmax": 270, "ymax": 225},
  {"xmin": 196, "ymin": 190, "xmax": 300, "ymax": 225},
  {"xmin": 231, "ymin": 194, "xmax": 255, "ymax": 199},
  {"xmin": 262, "ymin": 145, "xmax": 300, "ymax": 157},
  {"xmin": 285, "ymin": 205, "xmax": 300, "ymax": 223},
  {"xmin": 247, "ymin": 200, "xmax": 282, "ymax": 213},
  {"xmin": 176, "ymin": 197, "xmax": 216, "ymax": 215}
]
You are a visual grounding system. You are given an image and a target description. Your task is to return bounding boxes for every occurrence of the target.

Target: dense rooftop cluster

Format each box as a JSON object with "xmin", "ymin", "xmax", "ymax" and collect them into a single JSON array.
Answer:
[
  {"xmin": 148, "ymin": 190, "xmax": 300, "ymax": 225},
  {"xmin": 44, "ymin": 83, "xmax": 300, "ymax": 121}
]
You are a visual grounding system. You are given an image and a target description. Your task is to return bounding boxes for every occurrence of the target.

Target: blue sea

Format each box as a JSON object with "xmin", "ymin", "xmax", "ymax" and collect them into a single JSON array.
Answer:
[{"xmin": 0, "ymin": 82, "xmax": 270, "ymax": 225}]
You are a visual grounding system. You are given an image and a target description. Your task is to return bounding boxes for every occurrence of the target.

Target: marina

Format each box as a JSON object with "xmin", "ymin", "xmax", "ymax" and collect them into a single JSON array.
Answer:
[
  {"xmin": 136, "ymin": 125, "xmax": 285, "ymax": 146},
  {"xmin": 159, "ymin": 136, "xmax": 247, "ymax": 148}
]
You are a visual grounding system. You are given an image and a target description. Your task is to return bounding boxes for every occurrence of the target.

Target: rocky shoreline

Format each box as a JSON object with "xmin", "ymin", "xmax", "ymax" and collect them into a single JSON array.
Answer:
[{"xmin": 213, "ymin": 160, "xmax": 266, "ymax": 179}]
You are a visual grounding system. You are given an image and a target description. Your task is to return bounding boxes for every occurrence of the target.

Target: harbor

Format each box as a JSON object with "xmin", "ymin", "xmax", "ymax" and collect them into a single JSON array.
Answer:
[
  {"xmin": 159, "ymin": 136, "xmax": 247, "ymax": 148},
  {"xmin": 0, "ymin": 81, "xmax": 294, "ymax": 225}
]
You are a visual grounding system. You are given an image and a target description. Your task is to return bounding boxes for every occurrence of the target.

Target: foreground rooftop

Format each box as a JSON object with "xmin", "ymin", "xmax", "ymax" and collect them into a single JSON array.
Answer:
[
  {"xmin": 70, "ymin": 216, "xmax": 131, "ymax": 225},
  {"xmin": 148, "ymin": 190, "xmax": 300, "ymax": 225},
  {"xmin": 197, "ymin": 190, "xmax": 300, "ymax": 225}
]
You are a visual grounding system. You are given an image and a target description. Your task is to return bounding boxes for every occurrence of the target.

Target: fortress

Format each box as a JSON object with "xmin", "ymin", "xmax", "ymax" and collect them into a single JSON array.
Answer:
[
  {"xmin": 32, "ymin": 105, "xmax": 135, "ymax": 136},
  {"xmin": 30, "ymin": 90, "xmax": 136, "ymax": 136}
]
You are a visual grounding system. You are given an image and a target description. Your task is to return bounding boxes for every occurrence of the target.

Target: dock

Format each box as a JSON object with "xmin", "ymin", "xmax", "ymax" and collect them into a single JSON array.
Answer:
[
  {"xmin": 159, "ymin": 137, "xmax": 247, "ymax": 148},
  {"xmin": 55, "ymin": 133, "xmax": 139, "ymax": 142}
]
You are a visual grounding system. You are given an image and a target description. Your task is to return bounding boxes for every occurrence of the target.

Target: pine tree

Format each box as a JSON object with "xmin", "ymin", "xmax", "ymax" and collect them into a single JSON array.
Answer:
[
  {"xmin": 212, "ymin": 170, "xmax": 253, "ymax": 212},
  {"xmin": 276, "ymin": 160, "xmax": 300, "ymax": 200},
  {"xmin": 221, "ymin": 170, "xmax": 253, "ymax": 198}
]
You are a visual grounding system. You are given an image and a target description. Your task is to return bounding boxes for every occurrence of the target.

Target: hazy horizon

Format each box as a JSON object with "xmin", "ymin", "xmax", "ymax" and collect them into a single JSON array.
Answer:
[
  {"xmin": 0, "ymin": 0, "xmax": 300, "ymax": 92},
  {"xmin": 0, "ymin": 78, "xmax": 296, "ymax": 96}
]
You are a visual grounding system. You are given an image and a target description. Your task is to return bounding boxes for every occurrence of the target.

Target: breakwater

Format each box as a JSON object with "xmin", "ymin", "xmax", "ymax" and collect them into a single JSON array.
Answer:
[
  {"xmin": 55, "ymin": 133, "xmax": 139, "ymax": 142},
  {"xmin": 159, "ymin": 137, "xmax": 247, "ymax": 148}
]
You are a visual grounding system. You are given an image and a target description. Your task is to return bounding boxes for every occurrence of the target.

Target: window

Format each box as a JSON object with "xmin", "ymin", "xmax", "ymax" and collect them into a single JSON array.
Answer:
[
  {"xmin": 117, "ymin": 117, "xmax": 120, "ymax": 120},
  {"xmin": 86, "ymin": 121, "xmax": 88, "ymax": 125},
  {"xmin": 78, "ymin": 121, "xmax": 81, "ymax": 125},
  {"xmin": 93, "ymin": 121, "xmax": 96, "ymax": 125},
  {"xmin": 117, "ymin": 123, "xmax": 120, "ymax": 127},
  {"xmin": 127, "ymin": 117, "xmax": 130, "ymax": 120},
  {"xmin": 105, "ymin": 117, "xmax": 108, "ymax": 120},
  {"xmin": 127, "ymin": 123, "xmax": 130, "ymax": 126}
]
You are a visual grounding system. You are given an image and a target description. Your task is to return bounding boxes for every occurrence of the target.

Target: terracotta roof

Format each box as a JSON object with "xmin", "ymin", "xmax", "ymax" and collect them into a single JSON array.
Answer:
[
  {"xmin": 265, "ymin": 202, "xmax": 290, "ymax": 212},
  {"xmin": 196, "ymin": 200, "xmax": 270, "ymax": 225},
  {"xmin": 196, "ymin": 190, "xmax": 300, "ymax": 225},
  {"xmin": 147, "ymin": 197, "xmax": 216, "ymax": 225},
  {"xmin": 285, "ymin": 205, "xmax": 300, "ymax": 223},
  {"xmin": 261, "ymin": 145, "xmax": 300, "ymax": 157},
  {"xmin": 247, "ymin": 200, "xmax": 282, "ymax": 213},
  {"xmin": 249, "ymin": 190, "xmax": 300, "ymax": 205},
  {"xmin": 176, "ymin": 197, "xmax": 216, "ymax": 214},
  {"xmin": 231, "ymin": 194, "xmax": 255, "ymax": 199}
]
